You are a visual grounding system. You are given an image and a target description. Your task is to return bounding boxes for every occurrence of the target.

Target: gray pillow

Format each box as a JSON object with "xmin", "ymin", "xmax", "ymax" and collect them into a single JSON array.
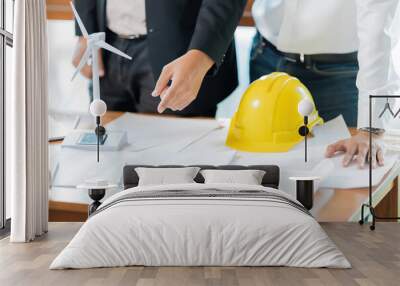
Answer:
[
  {"xmin": 135, "ymin": 167, "xmax": 201, "ymax": 186},
  {"xmin": 200, "ymin": 169, "xmax": 266, "ymax": 185}
]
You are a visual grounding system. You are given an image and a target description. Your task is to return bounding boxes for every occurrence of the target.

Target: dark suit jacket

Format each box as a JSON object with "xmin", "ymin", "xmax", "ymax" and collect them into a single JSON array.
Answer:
[{"xmin": 74, "ymin": 0, "xmax": 246, "ymax": 116}]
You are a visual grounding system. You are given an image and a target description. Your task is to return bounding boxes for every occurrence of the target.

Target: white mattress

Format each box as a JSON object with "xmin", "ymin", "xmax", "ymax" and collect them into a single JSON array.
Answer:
[{"xmin": 50, "ymin": 183, "xmax": 350, "ymax": 269}]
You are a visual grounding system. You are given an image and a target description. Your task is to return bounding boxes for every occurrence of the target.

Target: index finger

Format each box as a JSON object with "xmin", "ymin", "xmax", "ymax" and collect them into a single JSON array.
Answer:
[
  {"xmin": 152, "ymin": 66, "xmax": 173, "ymax": 97},
  {"xmin": 157, "ymin": 84, "xmax": 179, "ymax": 113},
  {"xmin": 325, "ymin": 140, "xmax": 346, "ymax": 157}
]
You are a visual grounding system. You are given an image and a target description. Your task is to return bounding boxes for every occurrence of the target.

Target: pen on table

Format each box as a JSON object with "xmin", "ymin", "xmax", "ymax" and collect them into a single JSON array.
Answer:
[{"xmin": 49, "ymin": 136, "xmax": 65, "ymax": 143}]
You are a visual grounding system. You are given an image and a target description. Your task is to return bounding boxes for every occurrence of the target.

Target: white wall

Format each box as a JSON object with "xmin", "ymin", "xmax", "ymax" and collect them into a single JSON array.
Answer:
[{"xmin": 48, "ymin": 20, "xmax": 89, "ymax": 115}]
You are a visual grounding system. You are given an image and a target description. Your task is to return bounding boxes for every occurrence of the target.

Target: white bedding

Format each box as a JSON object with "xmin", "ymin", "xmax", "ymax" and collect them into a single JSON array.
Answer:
[{"xmin": 50, "ymin": 183, "xmax": 350, "ymax": 269}]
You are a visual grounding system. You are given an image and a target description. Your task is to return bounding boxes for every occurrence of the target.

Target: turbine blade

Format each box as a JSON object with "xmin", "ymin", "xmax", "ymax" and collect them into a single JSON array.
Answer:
[
  {"xmin": 97, "ymin": 41, "xmax": 132, "ymax": 60},
  {"xmin": 70, "ymin": 2, "xmax": 89, "ymax": 38},
  {"xmin": 71, "ymin": 48, "xmax": 91, "ymax": 81}
]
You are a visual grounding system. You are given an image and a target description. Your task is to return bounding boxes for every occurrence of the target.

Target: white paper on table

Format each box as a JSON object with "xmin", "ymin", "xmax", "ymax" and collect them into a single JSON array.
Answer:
[
  {"xmin": 232, "ymin": 116, "xmax": 349, "ymax": 162},
  {"xmin": 61, "ymin": 129, "xmax": 128, "ymax": 151},
  {"xmin": 122, "ymin": 142, "xmax": 236, "ymax": 166},
  {"xmin": 49, "ymin": 114, "xmax": 76, "ymax": 139},
  {"xmin": 105, "ymin": 113, "xmax": 222, "ymax": 152},
  {"xmin": 52, "ymin": 114, "xmax": 398, "ymax": 191},
  {"xmin": 119, "ymin": 124, "xmax": 237, "ymax": 166},
  {"xmin": 230, "ymin": 115, "xmax": 398, "ymax": 192},
  {"xmin": 52, "ymin": 148, "xmax": 125, "ymax": 188},
  {"xmin": 48, "ymin": 112, "xmax": 94, "ymax": 139},
  {"xmin": 319, "ymin": 152, "xmax": 399, "ymax": 189},
  {"xmin": 283, "ymin": 159, "xmax": 335, "ymax": 196},
  {"xmin": 52, "ymin": 115, "xmax": 233, "ymax": 187},
  {"xmin": 304, "ymin": 115, "xmax": 351, "ymax": 148},
  {"xmin": 177, "ymin": 126, "xmax": 235, "ymax": 155},
  {"xmin": 233, "ymin": 146, "xmax": 330, "ymax": 197}
]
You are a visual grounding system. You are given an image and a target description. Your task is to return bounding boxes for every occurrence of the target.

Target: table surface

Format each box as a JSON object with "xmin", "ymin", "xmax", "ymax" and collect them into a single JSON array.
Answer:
[{"xmin": 49, "ymin": 111, "xmax": 400, "ymax": 222}]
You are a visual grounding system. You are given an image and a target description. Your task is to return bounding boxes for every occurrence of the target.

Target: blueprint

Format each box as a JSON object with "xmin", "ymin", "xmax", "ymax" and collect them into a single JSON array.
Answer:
[{"xmin": 52, "ymin": 114, "xmax": 399, "ymax": 193}]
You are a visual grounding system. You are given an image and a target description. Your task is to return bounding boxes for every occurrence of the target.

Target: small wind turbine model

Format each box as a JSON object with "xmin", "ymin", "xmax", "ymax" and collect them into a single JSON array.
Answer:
[{"xmin": 70, "ymin": 2, "xmax": 132, "ymax": 162}]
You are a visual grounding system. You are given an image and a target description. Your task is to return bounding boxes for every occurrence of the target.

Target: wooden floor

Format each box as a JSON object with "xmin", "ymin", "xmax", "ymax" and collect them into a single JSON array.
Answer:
[{"xmin": 0, "ymin": 223, "xmax": 399, "ymax": 286}]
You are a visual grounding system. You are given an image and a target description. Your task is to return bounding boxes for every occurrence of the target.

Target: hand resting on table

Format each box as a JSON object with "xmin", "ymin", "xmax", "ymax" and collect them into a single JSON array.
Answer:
[{"xmin": 325, "ymin": 131, "xmax": 384, "ymax": 169}]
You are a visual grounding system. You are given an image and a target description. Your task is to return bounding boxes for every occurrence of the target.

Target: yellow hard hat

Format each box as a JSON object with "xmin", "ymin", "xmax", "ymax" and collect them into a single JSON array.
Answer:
[{"xmin": 226, "ymin": 72, "xmax": 323, "ymax": 152}]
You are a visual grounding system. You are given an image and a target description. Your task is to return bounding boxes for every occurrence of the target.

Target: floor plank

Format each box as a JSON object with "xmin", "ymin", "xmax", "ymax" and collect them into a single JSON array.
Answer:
[{"xmin": 0, "ymin": 222, "xmax": 399, "ymax": 286}]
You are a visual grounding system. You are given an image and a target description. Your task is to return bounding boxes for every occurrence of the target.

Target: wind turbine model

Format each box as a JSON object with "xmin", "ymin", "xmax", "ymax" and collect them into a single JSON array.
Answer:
[{"xmin": 70, "ymin": 2, "xmax": 132, "ymax": 162}]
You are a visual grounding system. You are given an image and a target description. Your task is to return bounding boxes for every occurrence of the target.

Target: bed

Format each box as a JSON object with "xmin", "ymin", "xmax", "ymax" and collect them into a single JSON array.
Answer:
[{"xmin": 50, "ymin": 165, "xmax": 350, "ymax": 269}]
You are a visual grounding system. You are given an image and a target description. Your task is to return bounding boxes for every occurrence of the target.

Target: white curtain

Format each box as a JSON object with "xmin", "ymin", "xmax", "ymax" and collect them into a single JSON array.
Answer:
[{"xmin": 8, "ymin": 0, "xmax": 49, "ymax": 242}]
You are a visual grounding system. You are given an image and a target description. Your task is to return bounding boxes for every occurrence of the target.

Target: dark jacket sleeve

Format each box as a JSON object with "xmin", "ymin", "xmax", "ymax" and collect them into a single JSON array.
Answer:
[
  {"xmin": 73, "ymin": 0, "xmax": 99, "ymax": 36},
  {"xmin": 188, "ymin": 0, "xmax": 246, "ymax": 67}
]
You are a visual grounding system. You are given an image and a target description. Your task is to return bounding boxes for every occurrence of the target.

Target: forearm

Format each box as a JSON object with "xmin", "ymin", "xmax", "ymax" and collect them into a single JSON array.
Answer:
[
  {"xmin": 188, "ymin": 0, "xmax": 246, "ymax": 68},
  {"xmin": 356, "ymin": 0, "xmax": 399, "ymax": 128}
]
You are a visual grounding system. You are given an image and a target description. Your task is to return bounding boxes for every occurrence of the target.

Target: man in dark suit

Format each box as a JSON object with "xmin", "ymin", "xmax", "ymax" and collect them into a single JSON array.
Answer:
[{"xmin": 72, "ymin": 0, "xmax": 246, "ymax": 116}]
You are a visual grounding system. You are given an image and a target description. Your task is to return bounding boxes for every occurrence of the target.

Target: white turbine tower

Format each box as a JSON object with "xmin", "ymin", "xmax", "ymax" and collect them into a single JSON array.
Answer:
[{"xmin": 70, "ymin": 2, "xmax": 132, "ymax": 162}]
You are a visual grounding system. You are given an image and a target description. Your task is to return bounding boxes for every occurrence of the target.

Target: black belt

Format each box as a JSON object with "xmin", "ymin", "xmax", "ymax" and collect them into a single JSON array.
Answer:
[
  {"xmin": 118, "ymin": 34, "xmax": 147, "ymax": 40},
  {"xmin": 261, "ymin": 37, "xmax": 357, "ymax": 66},
  {"xmin": 108, "ymin": 29, "xmax": 147, "ymax": 40}
]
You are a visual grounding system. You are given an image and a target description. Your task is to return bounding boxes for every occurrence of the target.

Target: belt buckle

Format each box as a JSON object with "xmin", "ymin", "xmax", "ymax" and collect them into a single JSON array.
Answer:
[
  {"xmin": 303, "ymin": 54, "xmax": 313, "ymax": 69},
  {"xmin": 119, "ymin": 34, "xmax": 143, "ymax": 40},
  {"xmin": 284, "ymin": 56, "xmax": 297, "ymax": 63},
  {"xmin": 127, "ymin": 34, "xmax": 140, "ymax": 40}
]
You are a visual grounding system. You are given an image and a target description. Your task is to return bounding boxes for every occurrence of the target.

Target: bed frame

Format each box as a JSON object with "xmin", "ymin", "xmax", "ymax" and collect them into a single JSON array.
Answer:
[{"xmin": 123, "ymin": 165, "xmax": 280, "ymax": 189}]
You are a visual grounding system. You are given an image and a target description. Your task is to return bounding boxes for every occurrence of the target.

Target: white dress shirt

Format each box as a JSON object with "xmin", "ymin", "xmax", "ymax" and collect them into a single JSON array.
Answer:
[
  {"xmin": 356, "ymin": 0, "xmax": 400, "ymax": 128},
  {"xmin": 253, "ymin": 0, "xmax": 400, "ymax": 128},
  {"xmin": 252, "ymin": 0, "xmax": 359, "ymax": 54},
  {"xmin": 106, "ymin": 0, "xmax": 147, "ymax": 36}
]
